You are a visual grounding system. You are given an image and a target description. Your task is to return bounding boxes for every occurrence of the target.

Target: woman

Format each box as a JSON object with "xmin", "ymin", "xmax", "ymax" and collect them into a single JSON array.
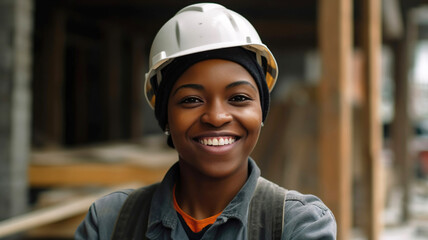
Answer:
[{"xmin": 75, "ymin": 3, "xmax": 336, "ymax": 239}]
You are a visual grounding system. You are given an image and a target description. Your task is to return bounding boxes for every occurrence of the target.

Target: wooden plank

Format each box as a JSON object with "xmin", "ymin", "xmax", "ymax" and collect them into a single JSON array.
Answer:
[
  {"xmin": 361, "ymin": 0, "xmax": 383, "ymax": 238},
  {"xmin": 318, "ymin": 0, "xmax": 352, "ymax": 239},
  {"xmin": 29, "ymin": 163, "xmax": 169, "ymax": 187},
  {"xmin": 29, "ymin": 144, "xmax": 177, "ymax": 187},
  {"xmin": 25, "ymin": 214, "xmax": 86, "ymax": 238},
  {"xmin": 0, "ymin": 183, "xmax": 141, "ymax": 238}
]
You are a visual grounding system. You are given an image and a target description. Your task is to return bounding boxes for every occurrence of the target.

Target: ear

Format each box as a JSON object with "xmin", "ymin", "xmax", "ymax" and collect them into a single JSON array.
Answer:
[{"xmin": 164, "ymin": 124, "xmax": 170, "ymax": 136}]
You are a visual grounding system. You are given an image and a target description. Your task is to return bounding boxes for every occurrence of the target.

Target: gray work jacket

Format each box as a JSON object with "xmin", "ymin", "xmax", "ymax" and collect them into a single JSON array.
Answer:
[{"xmin": 75, "ymin": 159, "xmax": 337, "ymax": 239}]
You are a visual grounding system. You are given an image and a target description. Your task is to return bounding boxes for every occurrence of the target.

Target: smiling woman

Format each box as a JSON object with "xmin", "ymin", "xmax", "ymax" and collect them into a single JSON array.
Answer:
[
  {"xmin": 75, "ymin": 3, "xmax": 337, "ymax": 240},
  {"xmin": 169, "ymin": 59, "xmax": 261, "ymax": 186}
]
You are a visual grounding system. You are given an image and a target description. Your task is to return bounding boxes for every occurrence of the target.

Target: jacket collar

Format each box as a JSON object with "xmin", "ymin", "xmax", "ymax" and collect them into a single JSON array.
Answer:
[
  {"xmin": 146, "ymin": 158, "xmax": 260, "ymax": 238},
  {"xmin": 220, "ymin": 158, "xmax": 260, "ymax": 225}
]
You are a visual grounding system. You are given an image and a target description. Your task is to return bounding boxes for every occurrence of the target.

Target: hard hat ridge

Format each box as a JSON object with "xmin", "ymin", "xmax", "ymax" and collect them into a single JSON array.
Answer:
[{"xmin": 175, "ymin": 2, "xmax": 224, "ymax": 14}]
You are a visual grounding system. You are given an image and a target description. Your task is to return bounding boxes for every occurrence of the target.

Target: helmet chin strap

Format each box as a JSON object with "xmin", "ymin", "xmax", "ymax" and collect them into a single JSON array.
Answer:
[{"xmin": 156, "ymin": 70, "xmax": 162, "ymax": 88}]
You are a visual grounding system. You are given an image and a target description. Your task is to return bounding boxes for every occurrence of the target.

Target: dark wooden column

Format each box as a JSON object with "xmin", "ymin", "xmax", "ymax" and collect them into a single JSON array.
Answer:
[
  {"xmin": 392, "ymin": 10, "xmax": 417, "ymax": 223},
  {"xmin": 130, "ymin": 36, "xmax": 144, "ymax": 139},
  {"xmin": 104, "ymin": 26, "xmax": 123, "ymax": 140},
  {"xmin": 43, "ymin": 9, "xmax": 66, "ymax": 146},
  {"xmin": 73, "ymin": 46, "xmax": 89, "ymax": 143}
]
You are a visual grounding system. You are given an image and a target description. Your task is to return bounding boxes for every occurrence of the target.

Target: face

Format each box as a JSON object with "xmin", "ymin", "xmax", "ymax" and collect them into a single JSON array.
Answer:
[{"xmin": 167, "ymin": 59, "xmax": 263, "ymax": 179}]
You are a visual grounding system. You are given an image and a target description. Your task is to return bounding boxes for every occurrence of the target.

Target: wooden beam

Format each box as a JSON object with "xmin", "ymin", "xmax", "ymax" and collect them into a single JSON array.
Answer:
[
  {"xmin": 60, "ymin": 0, "xmax": 317, "ymax": 10},
  {"xmin": 392, "ymin": 40, "xmax": 411, "ymax": 222},
  {"xmin": 29, "ymin": 163, "xmax": 168, "ymax": 187},
  {"xmin": 74, "ymin": 46, "xmax": 89, "ymax": 143},
  {"xmin": 64, "ymin": 10, "xmax": 318, "ymax": 50},
  {"xmin": 0, "ymin": 183, "xmax": 141, "ymax": 238},
  {"xmin": 382, "ymin": 0, "xmax": 403, "ymax": 40},
  {"xmin": 25, "ymin": 214, "xmax": 85, "ymax": 238},
  {"xmin": 392, "ymin": 9, "xmax": 419, "ymax": 223},
  {"xmin": 29, "ymin": 144, "xmax": 177, "ymax": 187},
  {"xmin": 43, "ymin": 8, "xmax": 66, "ymax": 146},
  {"xmin": 361, "ymin": 0, "xmax": 383, "ymax": 238},
  {"xmin": 104, "ymin": 25, "xmax": 123, "ymax": 140},
  {"xmin": 130, "ymin": 36, "xmax": 144, "ymax": 139},
  {"xmin": 318, "ymin": 0, "xmax": 353, "ymax": 239}
]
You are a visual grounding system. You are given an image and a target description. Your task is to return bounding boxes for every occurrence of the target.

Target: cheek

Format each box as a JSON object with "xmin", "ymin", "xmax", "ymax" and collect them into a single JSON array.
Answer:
[
  {"xmin": 236, "ymin": 106, "xmax": 263, "ymax": 134},
  {"xmin": 235, "ymin": 107, "xmax": 262, "ymax": 155},
  {"xmin": 245, "ymin": 104, "xmax": 263, "ymax": 124},
  {"xmin": 167, "ymin": 106, "xmax": 196, "ymax": 136}
]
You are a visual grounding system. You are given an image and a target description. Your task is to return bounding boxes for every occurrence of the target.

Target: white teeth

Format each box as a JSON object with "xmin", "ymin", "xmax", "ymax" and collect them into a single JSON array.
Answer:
[{"xmin": 199, "ymin": 137, "xmax": 236, "ymax": 146}]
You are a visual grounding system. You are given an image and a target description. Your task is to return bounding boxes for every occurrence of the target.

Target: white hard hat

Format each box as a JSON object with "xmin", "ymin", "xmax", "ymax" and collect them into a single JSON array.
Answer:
[{"xmin": 144, "ymin": 3, "xmax": 278, "ymax": 108}]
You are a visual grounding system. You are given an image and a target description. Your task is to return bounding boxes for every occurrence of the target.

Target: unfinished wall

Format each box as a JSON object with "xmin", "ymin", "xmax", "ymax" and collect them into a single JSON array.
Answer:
[{"xmin": 0, "ymin": 0, "xmax": 33, "ymax": 220}]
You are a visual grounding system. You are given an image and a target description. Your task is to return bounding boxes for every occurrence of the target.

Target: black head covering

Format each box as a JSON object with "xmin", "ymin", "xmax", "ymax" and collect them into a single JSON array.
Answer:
[{"xmin": 151, "ymin": 47, "xmax": 270, "ymax": 148}]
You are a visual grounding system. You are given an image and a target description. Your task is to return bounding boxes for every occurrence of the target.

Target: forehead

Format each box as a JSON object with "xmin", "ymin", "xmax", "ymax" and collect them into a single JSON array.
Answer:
[{"xmin": 173, "ymin": 59, "xmax": 256, "ymax": 86}]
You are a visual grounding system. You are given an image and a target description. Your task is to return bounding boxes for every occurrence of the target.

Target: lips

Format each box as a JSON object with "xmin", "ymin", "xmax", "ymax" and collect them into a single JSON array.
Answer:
[{"xmin": 196, "ymin": 136, "xmax": 238, "ymax": 146}]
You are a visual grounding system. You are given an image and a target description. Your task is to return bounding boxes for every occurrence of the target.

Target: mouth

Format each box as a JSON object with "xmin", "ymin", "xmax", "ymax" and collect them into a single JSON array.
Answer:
[{"xmin": 194, "ymin": 136, "xmax": 239, "ymax": 146}]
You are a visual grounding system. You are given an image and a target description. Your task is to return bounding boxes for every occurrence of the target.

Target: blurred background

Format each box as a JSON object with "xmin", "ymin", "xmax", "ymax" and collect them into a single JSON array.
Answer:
[{"xmin": 0, "ymin": 0, "xmax": 427, "ymax": 239}]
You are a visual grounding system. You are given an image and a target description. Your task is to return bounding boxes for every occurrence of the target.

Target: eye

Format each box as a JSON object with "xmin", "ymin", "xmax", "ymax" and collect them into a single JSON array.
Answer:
[
  {"xmin": 179, "ymin": 96, "xmax": 203, "ymax": 105},
  {"xmin": 229, "ymin": 94, "xmax": 253, "ymax": 103}
]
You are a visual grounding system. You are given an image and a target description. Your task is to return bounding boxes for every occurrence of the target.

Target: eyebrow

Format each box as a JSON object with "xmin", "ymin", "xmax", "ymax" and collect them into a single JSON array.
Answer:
[
  {"xmin": 226, "ymin": 81, "xmax": 258, "ymax": 91},
  {"xmin": 172, "ymin": 81, "xmax": 257, "ymax": 96},
  {"xmin": 172, "ymin": 84, "xmax": 204, "ymax": 96}
]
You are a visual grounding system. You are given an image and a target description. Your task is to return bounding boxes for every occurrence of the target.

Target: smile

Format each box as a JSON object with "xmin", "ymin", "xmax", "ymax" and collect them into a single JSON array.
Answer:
[{"xmin": 197, "ymin": 137, "xmax": 237, "ymax": 146}]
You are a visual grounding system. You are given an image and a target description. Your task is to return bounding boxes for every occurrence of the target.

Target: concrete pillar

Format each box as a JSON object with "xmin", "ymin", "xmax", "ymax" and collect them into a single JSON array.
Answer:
[{"xmin": 0, "ymin": 0, "xmax": 33, "ymax": 220}]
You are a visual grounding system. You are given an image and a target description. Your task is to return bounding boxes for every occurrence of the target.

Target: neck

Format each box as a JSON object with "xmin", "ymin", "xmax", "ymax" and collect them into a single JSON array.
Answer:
[{"xmin": 175, "ymin": 160, "xmax": 249, "ymax": 220}]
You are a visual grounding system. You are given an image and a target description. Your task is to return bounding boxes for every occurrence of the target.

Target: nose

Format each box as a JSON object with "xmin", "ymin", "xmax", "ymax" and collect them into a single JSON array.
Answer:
[{"xmin": 200, "ymin": 100, "xmax": 232, "ymax": 128}]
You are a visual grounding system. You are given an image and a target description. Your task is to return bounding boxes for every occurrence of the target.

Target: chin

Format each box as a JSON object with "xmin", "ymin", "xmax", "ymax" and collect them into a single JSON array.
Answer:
[{"xmin": 180, "ymin": 154, "xmax": 248, "ymax": 180}]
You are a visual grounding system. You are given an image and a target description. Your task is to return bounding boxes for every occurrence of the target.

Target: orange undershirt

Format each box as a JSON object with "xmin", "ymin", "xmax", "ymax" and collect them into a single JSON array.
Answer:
[{"xmin": 173, "ymin": 185, "xmax": 222, "ymax": 233}]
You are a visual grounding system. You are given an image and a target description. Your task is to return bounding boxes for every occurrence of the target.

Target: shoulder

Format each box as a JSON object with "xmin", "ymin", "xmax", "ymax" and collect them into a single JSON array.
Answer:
[
  {"xmin": 283, "ymin": 190, "xmax": 337, "ymax": 240},
  {"xmin": 92, "ymin": 189, "xmax": 133, "ymax": 211},
  {"xmin": 75, "ymin": 189, "xmax": 134, "ymax": 240},
  {"xmin": 285, "ymin": 190, "xmax": 332, "ymax": 217}
]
